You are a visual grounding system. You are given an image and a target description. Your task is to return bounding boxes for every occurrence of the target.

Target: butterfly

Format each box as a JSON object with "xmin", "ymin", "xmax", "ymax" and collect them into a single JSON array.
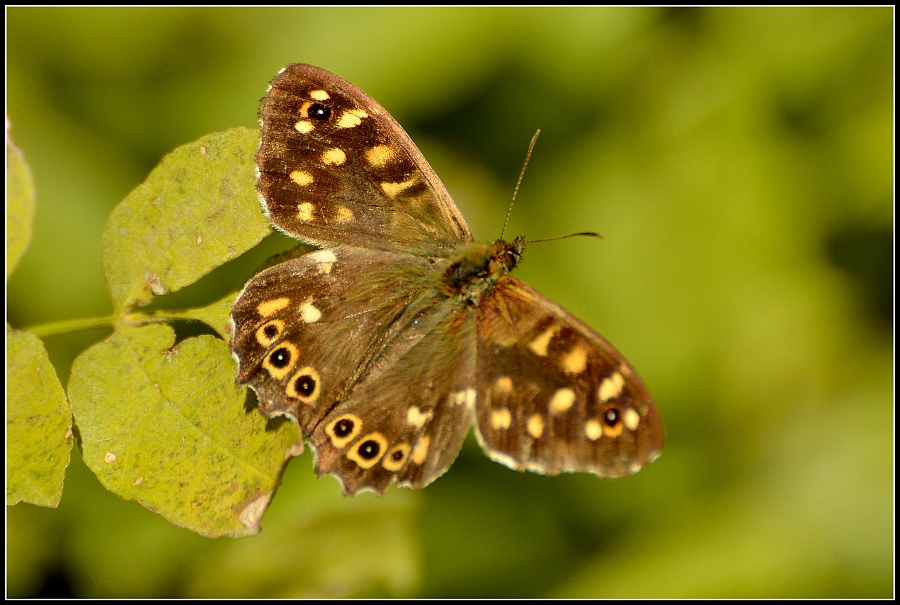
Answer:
[{"xmin": 229, "ymin": 64, "xmax": 664, "ymax": 495}]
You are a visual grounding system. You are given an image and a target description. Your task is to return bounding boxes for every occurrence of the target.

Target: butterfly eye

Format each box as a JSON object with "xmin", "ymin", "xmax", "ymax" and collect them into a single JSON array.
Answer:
[
  {"xmin": 295, "ymin": 374, "xmax": 316, "ymax": 397},
  {"xmin": 287, "ymin": 367, "xmax": 321, "ymax": 404},
  {"xmin": 262, "ymin": 342, "xmax": 299, "ymax": 380},
  {"xmin": 603, "ymin": 407, "xmax": 621, "ymax": 427},
  {"xmin": 325, "ymin": 413, "xmax": 362, "ymax": 448},
  {"xmin": 382, "ymin": 443, "xmax": 410, "ymax": 471},
  {"xmin": 269, "ymin": 347, "xmax": 292, "ymax": 369},
  {"xmin": 254, "ymin": 320, "xmax": 285, "ymax": 347},
  {"xmin": 334, "ymin": 418, "xmax": 354, "ymax": 437},
  {"xmin": 357, "ymin": 439, "xmax": 381, "ymax": 460},
  {"xmin": 347, "ymin": 433, "xmax": 389, "ymax": 468},
  {"xmin": 308, "ymin": 103, "xmax": 331, "ymax": 121}
]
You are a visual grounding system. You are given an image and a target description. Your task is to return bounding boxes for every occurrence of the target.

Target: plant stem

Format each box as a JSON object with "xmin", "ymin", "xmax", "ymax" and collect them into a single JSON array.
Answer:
[{"xmin": 19, "ymin": 309, "xmax": 201, "ymax": 338}]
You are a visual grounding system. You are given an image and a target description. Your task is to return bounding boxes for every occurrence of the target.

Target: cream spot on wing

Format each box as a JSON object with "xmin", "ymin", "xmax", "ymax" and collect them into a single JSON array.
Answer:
[
  {"xmin": 290, "ymin": 170, "xmax": 313, "ymax": 186},
  {"xmin": 337, "ymin": 108, "xmax": 368, "ymax": 128},
  {"xmin": 453, "ymin": 388, "xmax": 477, "ymax": 409},
  {"xmin": 618, "ymin": 362, "xmax": 633, "ymax": 377},
  {"xmin": 294, "ymin": 120, "xmax": 314, "ymax": 134},
  {"xmin": 485, "ymin": 449, "xmax": 520, "ymax": 471},
  {"xmin": 406, "ymin": 406, "xmax": 431, "ymax": 429},
  {"xmin": 411, "ymin": 436, "xmax": 430, "ymax": 464},
  {"xmin": 585, "ymin": 419, "xmax": 603, "ymax": 441},
  {"xmin": 366, "ymin": 144, "xmax": 396, "ymax": 167},
  {"xmin": 493, "ymin": 376, "xmax": 513, "ymax": 396},
  {"xmin": 561, "ymin": 344, "xmax": 588, "ymax": 374},
  {"xmin": 623, "ymin": 407, "xmax": 640, "ymax": 431},
  {"xmin": 257, "ymin": 297, "xmax": 290, "ymax": 318},
  {"xmin": 598, "ymin": 371, "xmax": 625, "ymax": 401},
  {"xmin": 309, "ymin": 89, "xmax": 330, "ymax": 101},
  {"xmin": 380, "ymin": 177, "xmax": 418, "ymax": 198},
  {"xmin": 524, "ymin": 461, "xmax": 548, "ymax": 474},
  {"xmin": 298, "ymin": 301, "xmax": 321, "ymax": 323},
  {"xmin": 527, "ymin": 414, "xmax": 544, "ymax": 439},
  {"xmin": 307, "ymin": 248, "xmax": 337, "ymax": 274},
  {"xmin": 549, "ymin": 388, "xmax": 576, "ymax": 414},
  {"xmin": 321, "ymin": 147, "xmax": 346, "ymax": 165},
  {"xmin": 528, "ymin": 325, "xmax": 560, "ymax": 356},
  {"xmin": 334, "ymin": 205, "xmax": 354, "ymax": 224},
  {"xmin": 297, "ymin": 202, "xmax": 315, "ymax": 221},
  {"xmin": 308, "ymin": 249, "xmax": 337, "ymax": 264},
  {"xmin": 491, "ymin": 408, "xmax": 512, "ymax": 430}
]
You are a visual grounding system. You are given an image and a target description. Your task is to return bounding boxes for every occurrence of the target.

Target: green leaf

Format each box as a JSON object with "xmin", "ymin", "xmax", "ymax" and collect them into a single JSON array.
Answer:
[
  {"xmin": 184, "ymin": 459, "xmax": 421, "ymax": 597},
  {"xmin": 100, "ymin": 127, "xmax": 271, "ymax": 311},
  {"xmin": 67, "ymin": 323, "xmax": 300, "ymax": 538},
  {"xmin": 180, "ymin": 290, "xmax": 241, "ymax": 341},
  {"xmin": 6, "ymin": 325, "xmax": 73, "ymax": 507},
  {"xmin": 6, "ymin": 134, "xmax": 36, "ymax": 278}
]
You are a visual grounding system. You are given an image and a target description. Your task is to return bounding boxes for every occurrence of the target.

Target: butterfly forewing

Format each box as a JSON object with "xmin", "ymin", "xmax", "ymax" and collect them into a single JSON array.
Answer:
[
  {"xmin": 258, "ymin": 64, "xmax": 472, "ymax": 252},
  {"xmin": 473, "ymin": 278, "xmax": 664, "ymax": 477},
  {"xmin": 230, "ymin": 246, "xmax": 440, "ymax": 434}
]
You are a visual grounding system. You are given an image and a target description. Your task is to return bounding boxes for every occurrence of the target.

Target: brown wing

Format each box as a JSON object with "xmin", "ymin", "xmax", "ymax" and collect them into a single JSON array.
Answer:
[
  {"xmin": 308, "ymin": 299, "xmax": 477, "ymax": 496},
  {"xmin": 473, "ymin": 277, "xmax": 664, "ymax": 478},
  {"xmin": 258, "ymin": 63, "xmax": 472, "ymax": 254},
  {"xmin": 229, "ymin": 245, "xmax": 439, "ymax": 435}
]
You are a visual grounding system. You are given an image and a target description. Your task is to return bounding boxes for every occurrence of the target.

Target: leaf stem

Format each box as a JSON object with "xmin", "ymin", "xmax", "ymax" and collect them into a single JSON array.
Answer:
[
  {"xmin": 22, "ymin": 315, "xmax": 118, "ymax": 338},
  {"xmin": 20, "ymin": 309, "xmax": 206, "ymax": 338}
]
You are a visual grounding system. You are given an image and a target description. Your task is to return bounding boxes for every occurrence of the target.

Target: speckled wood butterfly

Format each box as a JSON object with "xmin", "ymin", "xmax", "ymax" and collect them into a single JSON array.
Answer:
[{"xmin": 229, "ymin": 64, "xmax": 664, "ymax": 495}]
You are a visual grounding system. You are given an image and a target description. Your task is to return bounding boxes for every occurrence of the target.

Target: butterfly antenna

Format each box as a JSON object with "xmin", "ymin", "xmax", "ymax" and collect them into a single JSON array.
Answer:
[
  {"xmin": 501, "ymin": 129, "xmax": 541, "ymax": 241},
  {"xmin": 527, "ymin": 232, "xmax": 604, "ymax": 244}
]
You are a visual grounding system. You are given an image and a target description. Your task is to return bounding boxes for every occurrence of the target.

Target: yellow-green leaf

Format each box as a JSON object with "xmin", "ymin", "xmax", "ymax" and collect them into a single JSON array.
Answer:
[
  {"xmin": 101, "ymin": 127, "xmax": 271, "ymax": 311},
  {"xmin": 181, "ymin": 290, "xmax": 241, "ymax": 341},
  {"xmin": 184, "ymin": 458, "xmax": 420, "ymax": 598},
  {"xmin": 6, "ymin": 134, "xmax": 36, "ymax": 278},
  {"xmin": 6, "ymin": 325, "xmax": 73, "ymax": 507},
  {"xmin": 67, "ymin": 323, "xmax": 299, "ymax": 538}
]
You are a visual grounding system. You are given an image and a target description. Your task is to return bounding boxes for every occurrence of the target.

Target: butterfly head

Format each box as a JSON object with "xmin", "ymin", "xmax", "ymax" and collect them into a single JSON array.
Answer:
[
  {"xmin": 439, "ymin": 237, "xmax": 524, "ymax": 306},
  {"xmin": 491, "ymin": 235, "xmax": 525, "ymax": 273}
]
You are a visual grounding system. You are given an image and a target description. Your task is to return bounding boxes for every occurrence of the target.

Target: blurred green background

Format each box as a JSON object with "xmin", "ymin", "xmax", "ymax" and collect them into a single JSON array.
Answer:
[{"xmin": 6, "ymin": 7, "xmax": 893, "ymax": 598}]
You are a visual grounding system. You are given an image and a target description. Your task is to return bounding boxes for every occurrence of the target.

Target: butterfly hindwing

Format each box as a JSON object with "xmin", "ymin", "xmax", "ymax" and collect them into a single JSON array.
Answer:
[
  {"xmin": 258, "ymin": 63, "xmax": 472, "ymax": 252},
  {"xmin": 473, "ymin": 278, "xmax": 664, "ymax": 477},
  {"xmin": 308, "ymin": 299, "xmax": 477, "ymax": 495},
  {"xmin": 230, "ymin": 245, "xmax": 440, "ymax": 434}
]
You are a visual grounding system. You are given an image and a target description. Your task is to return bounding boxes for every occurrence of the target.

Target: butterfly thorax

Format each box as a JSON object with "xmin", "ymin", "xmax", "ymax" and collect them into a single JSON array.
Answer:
[{"xmin": 442, "ymin": 236, "xmax": 525, "ymax": 305}]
